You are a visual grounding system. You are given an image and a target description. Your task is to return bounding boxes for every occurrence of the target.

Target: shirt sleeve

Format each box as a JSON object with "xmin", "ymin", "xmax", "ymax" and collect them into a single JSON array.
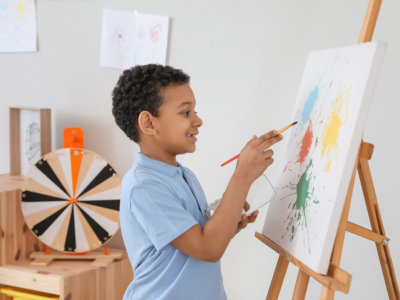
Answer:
[{"xmin": 130, "ymin": 180, "xmax": 198, "ymax": 251}]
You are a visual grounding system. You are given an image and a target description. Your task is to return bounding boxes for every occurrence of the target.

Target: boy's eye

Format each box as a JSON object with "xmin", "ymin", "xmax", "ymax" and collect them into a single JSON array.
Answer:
[{"xmin": 182, "ymin": 110, "xmax": 198, "ymax": 117}]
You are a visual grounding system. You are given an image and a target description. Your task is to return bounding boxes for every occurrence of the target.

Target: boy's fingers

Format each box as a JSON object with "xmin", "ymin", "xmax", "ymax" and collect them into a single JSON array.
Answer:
[
  {"xmin": 248, "ymin": 210, "xmax": 259, "ymax": 222},
  {"xmin": 239, "ymin": 215, "xmax": 249, "ymax": 228},
  {"xmin": 258, "ymin": 134, "xmax": 282, "ymax": 151},
  {"xmin": 264, "ymin": 157, "xmax": 274, "ymax": 167},
  {"xmin": 246, "ymin": 135, "xmax": 257, "ymax": 146},
  {"xmin": 243, "ymin": 201, "xmax": 250, "ymax": 211},
  {"xmin": 241, "ymin": 214, "xmax": 247, "ymax": 223},
  {"xmin": 254, "ymin": 130, "xmax": 277, "ymax": 146},
  {"xmin": 240, "ymin": 220, "xmax": 248, "ymax": 229},
  {"xmin": 264, "ymin": 149, "xmax": 274, "ymax": 158}
]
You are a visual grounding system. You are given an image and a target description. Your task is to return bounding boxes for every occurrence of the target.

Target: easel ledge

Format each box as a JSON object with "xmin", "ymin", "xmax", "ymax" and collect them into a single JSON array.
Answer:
[{"xmin": 255, "ymin": 232, "xmax": 351, "ymax": 293}]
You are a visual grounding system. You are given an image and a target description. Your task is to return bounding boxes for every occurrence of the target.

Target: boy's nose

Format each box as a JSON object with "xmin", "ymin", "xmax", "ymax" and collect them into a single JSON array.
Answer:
[{"xmin": 195, "ymin": 114, "xmax": 203, "ymax": 127}]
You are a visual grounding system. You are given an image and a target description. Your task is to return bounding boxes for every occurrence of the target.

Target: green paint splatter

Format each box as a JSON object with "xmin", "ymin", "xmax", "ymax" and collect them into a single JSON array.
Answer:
[
  {"xmin": 137, "ymin": 27, "xmax": 146, "ymax": 39},
  {"xmin": 280, "ymin": 159, "xmax": 318, "ymax": 251},
  {"xmin": 295, "ymin": 160, "xmax": 312, "ymax": 211}
]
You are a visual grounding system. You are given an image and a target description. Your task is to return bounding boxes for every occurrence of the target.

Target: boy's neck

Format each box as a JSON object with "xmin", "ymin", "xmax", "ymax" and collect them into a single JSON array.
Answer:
[{"xmin": 139, "ymin": 143, "xmax": 178, "ymax": 167}]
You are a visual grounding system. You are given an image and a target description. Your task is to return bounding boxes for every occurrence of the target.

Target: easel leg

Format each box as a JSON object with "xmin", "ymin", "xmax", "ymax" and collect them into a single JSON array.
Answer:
[
  {"xmin": 320, "ymin": 157, "xmax": 359, "ymax": 299},
  {"xmin": 266, "ymin": 255, "xmax": 289, "ymax": 300},
  {"xmin": 358, "ymin": 157, "xmax": 400, "ymax": 300},
  {"xmin": 292, "ymin": 270, "xmax": 310, "ymax": 300},
  {"xmin": 320, "ymin": 287, "xmax": 335, "ymax": 300}
]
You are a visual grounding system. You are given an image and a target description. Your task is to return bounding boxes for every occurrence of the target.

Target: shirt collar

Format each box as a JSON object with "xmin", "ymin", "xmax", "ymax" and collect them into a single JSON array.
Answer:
[{"xmin": 134, "ymin": 152, "xmax": 183, "ymax": 176}]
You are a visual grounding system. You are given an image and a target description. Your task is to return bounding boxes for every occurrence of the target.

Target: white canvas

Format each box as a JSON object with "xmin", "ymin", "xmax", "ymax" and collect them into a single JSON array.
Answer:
[
  {"xmin": 100, "ymin": 9, "xmax": 169, "ymax": 69},
  {"xmin": 0, "ymin": 0, "xmax": 37, "ymax": 52},
  {"xmin": 262, "ymin": 41, "xmax": 386, "ymax": 274}
]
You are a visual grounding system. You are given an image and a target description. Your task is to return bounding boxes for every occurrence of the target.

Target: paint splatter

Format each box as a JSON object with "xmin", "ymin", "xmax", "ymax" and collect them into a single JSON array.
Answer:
[
  {"xmin": 0, "ymin": 3, "xmax": 11, "ymax": 10},
  {"xmin": 14, "ymin": 0, "xmax": 32, "ymax": 21},
  {"xmin": 301, "ymin": 85, "xmax": 319, "ymax": 123},
  {"xmin": 321, "ymin": 85, "xmax": 350, "ymax": 172},
  {"xmin": 283, "ymin": 122, "xmax": 314, "ymax": 173},
  {"xmin": 280, "ymin": 159, "xmax": 317, "ymax": 251},
  {"xmin": 298, "ymin": 123, "xmax": 313, "ymax": 163},
  {"xmin": 283, "ymin": 161, "xmax": 294, "ymax": 173},
  {"xmin": 137, "ymin": 27, "xmax": 146, "ymax": 39},
  {"xmin": 150, "ymin": 24, "xmax": 162, "ymax": 43}
]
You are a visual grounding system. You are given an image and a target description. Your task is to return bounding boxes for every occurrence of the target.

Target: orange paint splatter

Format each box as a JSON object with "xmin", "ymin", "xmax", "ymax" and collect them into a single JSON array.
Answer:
[{"xmin": 299, "ymin": 123, "xmax": 313, "ymax": 163}]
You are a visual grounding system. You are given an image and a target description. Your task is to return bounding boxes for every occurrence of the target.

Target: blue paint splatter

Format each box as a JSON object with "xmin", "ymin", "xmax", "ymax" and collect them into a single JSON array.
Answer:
[
  {"xmin": 301, "ymin": 85, "xmax": 319, "ymax": 123},
  {"xmin": 0, "ymin": 3, "xmax": 10, "ymax": 10}
]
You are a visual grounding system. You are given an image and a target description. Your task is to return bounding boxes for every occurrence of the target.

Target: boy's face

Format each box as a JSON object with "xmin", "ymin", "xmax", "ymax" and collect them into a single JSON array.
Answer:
[{"xmin": 153, "ymin": 84, "xmax": 203, "ymax": 155}]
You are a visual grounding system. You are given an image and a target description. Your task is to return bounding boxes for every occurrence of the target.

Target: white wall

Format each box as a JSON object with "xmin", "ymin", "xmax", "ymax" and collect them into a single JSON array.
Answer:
[{"xmin": 1, "ymin": 0, "xmax": 399, "ymax": 299}]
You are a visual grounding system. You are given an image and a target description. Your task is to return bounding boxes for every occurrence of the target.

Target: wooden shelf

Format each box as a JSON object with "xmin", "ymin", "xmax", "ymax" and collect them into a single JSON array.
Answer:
[{"xmin": 0, "ymin": 257, "xmax": 132, "ymax": 300}]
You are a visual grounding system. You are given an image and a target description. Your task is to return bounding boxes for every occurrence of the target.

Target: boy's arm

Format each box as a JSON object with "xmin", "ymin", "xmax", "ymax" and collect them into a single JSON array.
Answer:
[{"xmin": 170, "ymin": 131, "xmax": 282, "ymax": 262}]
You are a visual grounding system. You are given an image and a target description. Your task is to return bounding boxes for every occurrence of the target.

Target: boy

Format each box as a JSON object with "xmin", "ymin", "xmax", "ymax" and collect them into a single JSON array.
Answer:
[{"xmin": 112, "ymin": 64, "xmax": 282, "ymax": 300}]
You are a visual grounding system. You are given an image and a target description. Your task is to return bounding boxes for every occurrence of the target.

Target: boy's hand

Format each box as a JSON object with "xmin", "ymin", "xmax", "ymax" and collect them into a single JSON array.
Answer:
[
  {"xmin": 235, "ymin": 201, "xmax": 259, "ymax": 235},
  {"xmin": 235, "ymin": 130, "xmax": 282, "ymax": 185}
]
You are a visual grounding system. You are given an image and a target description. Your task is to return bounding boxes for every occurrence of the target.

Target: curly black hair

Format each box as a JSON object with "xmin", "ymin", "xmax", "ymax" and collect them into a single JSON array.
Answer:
[{"xmin": 112, "ymin": 64, "xmax": 190, "ymax": 143}]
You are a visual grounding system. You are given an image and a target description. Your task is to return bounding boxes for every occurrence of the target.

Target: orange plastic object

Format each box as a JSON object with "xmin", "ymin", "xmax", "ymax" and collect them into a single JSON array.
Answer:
[
  {"xmin": 63, "ymin": 127, "xmax": 84, "ymax": 148},
  {"xmin": 104, "ymin": 247, "xmax": 109, "ymax": 255},
  {"xmin": 44, "ymin": 246, "xmax": 50, "ymax": 255},
  {"xmin": 66, "ymin": 251, "xmax": 89, "ymax": 256},
  {"xmin": 70, "ymin": 149, "xmax": 83, "ymax": 198}
]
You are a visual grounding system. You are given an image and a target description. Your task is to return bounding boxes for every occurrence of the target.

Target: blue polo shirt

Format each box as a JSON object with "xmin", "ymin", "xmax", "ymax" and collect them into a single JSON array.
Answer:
[{"xmin": 120, "ymin": 153, "xmax": 226, "ymax": 300}]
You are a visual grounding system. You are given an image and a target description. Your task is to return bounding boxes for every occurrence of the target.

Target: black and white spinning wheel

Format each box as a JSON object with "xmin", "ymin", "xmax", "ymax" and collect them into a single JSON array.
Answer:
[{"xmin": 21, "ymin": 148, "xmax": 121, "ymax": 253}]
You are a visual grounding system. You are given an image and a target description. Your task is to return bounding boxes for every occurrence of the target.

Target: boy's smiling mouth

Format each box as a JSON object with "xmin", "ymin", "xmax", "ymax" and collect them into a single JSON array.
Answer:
[{"xmin": 187, "ymin": 133, "xmax": 198, "ymax": 141}]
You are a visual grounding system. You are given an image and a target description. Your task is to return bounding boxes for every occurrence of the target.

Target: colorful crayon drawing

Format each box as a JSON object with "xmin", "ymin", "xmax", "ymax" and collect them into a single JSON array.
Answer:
[
  {"xmin": 0, "ymin": 0, "xmax": 37, "ymax": 52},
  {"xmin": 19, "ymin": 109, "xmax": 41, "ymax": 176},
  {"xmin": 100, "ymin": 9, "xmax": 169, "ymax": 69},
  {"xmin": 262, "ymin": 42, "xmax": 386, "ymax": 274}
]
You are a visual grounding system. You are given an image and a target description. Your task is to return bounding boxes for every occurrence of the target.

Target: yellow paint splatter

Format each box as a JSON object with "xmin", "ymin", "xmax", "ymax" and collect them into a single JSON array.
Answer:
[
  {"xmin": 13, "ymin": 1, "xmax": 32, "ymax": 21},
  {"xmin": 321, "ymin": 85, "xmax": 350, "ymax": 172}
]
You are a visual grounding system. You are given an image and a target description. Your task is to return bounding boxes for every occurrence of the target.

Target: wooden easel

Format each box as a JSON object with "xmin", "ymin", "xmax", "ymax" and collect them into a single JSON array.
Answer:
[{"xmin": 255, "ymin": 1, "xmax": 400, "ymax": 299}]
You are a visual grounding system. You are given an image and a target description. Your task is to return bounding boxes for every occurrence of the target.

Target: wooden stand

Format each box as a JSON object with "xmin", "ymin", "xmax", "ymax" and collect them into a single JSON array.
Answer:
[{"xmin": 255, "ymin": 1, "xmax": 399, "ymax": 299}]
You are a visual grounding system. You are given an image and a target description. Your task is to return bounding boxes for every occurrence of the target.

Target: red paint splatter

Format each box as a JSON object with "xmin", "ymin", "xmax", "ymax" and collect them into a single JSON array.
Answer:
[
  {"xmin": 150, "ymin": 24, "xmax": 162, "ymax": 44},
  {"xmin": 299, "ymin": 123, "xmax": 313, "ymax": 163},
  {"xmin": 284, "ymin": 161, "xmax": 293, "ymax": 173}
]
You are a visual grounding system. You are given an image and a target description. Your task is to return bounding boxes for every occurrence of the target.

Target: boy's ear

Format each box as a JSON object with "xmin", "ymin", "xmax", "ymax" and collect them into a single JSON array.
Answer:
[{"xmin": 138, "ymin": 111, "xmax": 157, "ymax": 137}]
